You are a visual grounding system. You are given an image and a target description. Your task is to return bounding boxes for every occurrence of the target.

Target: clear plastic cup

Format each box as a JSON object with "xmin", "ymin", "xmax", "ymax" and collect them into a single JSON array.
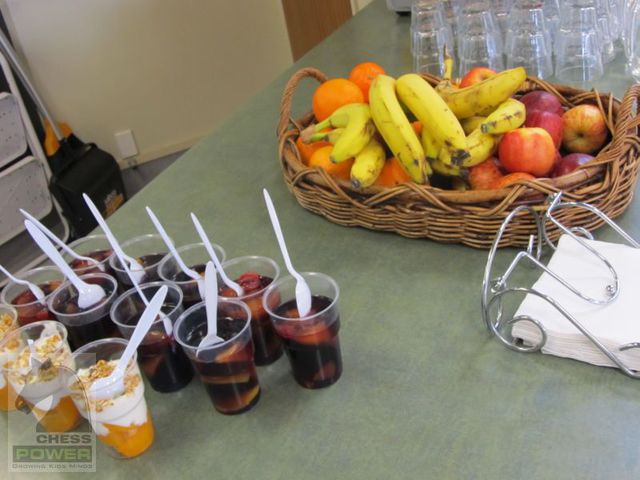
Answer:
[
  {"xmin": 219, "ymin": 256, "xmax": 283, "ymax": 366},
  {"xmin": 457, "ymin": 3, "xmax": 505, "ymax": 72},
  {"xmin": 625, "ymin": 0, "xmax": 640, "ymax": 80},
  {"xmin": 554, "ymin": 4, "xmax": 604, "ymax": 85},
  {"xmin": 263, "ymin": 272, "xmax": 343, "ymax": 389},
  {"xmin": 110, "ymin": 282, "xmax": 194, "ymax": 393},
  {"xmin": 48, "ymin": 273, "xmax": 120, "ymax": 350},
  {"xmin": 108, "ymin": 234, "xmax": 167, "ymax": 288},
  {"xmin": 594, "ymin": 0, "xmax": 617, "ymax": 63},
  {"xmin": 1, "ymin": 320, "xmax": 82, "ymax": 432},
  {"xmin": 505, "ymin": 2, "xmax": 553, "ymax": 78},
  {"xmin": 0, "ymin": 266, "xmax": 65, "ymax": 326},
  {"xmin": 157, "ymin": 242, "xmax": 226, "ymax": 308},
  {"xmin": 62, "ymin": 234, "xmax": 114, "ymax": 276},
  {"xmin": 175, "ymin": 300, "xmax": 260, "ymax": 414},
  {"xmin": 68, "ymin": 338, "xmax": 154, "ymax": 459},
  {"xmin": 0, "ymin": 304, "xmax": 18, "ymax": 411}
]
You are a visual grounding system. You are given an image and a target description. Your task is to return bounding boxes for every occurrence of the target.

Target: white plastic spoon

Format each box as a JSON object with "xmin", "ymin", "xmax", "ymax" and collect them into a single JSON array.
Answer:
[
  {"xmin": 146, "ymin": 206, "xmax": 205, "ymax": 300},
  {"xmin": 262, "ymin": 189, "xmax": 312, "ymax": 317},
  {"xmin": 196, "ymin": 262, "xmax": 224, "ymax": 357},
  {"xmin": 82, "ymin": 194, "xmax": 172, "ymax": 335},
  {"xmin": 89, "ymin": 285, "xmax": 168, "ymax": 400},
  {"xmin": 20, "ymin": 209, "xmax": 103, "ymax": 271},
  {"xmin": 24, "ymin": 220, "xmax": 106, "ymax": 309},
  {"xmin": 82, "ymin": 194, "xmax": 144, "ymax": 282},
  {"xmin": 190, "ymin": 213, "xmax": 243, "ymax": 296},
  {"xmin": 0, "ymin": 263, "xmax": 45, "ymax": 302}
]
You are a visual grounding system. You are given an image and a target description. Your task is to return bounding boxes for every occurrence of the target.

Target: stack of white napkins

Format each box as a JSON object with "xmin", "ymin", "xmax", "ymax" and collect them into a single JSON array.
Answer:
[{"xmin": 511, "ymin": 233, "xmax": 640, "ymax": 370}]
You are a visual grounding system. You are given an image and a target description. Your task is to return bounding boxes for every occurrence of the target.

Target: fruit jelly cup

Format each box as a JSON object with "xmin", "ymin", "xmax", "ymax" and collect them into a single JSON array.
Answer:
[
  {"xmin": 69, "ymin": 337, "xmax": 154, "ymax": 459},
  {"xmin": 219, "ymin": 255, "xmax": 283, "ymax": 366},
  {"xmin": 263, "ymin": 272, "xmax": 343, "ymax": 389},
  {"xmin": 157, "ymin": 242, "xmax": 226, "ymax": 308},
  {"xmin": 63, "ymin": 234, "xmax": 115, "ymax": 276},
  {"xmin": 110, "ymin": 281, "xmax": 194, "ymax": 393},
  {"xmin": 108, "ymin": 233, "xmax": 168, "ymax": 288},
  {"xmin": 174, "ymin": 300, "xmax": 261, "ymax": 415},
  {"xmin": 0, "ymin": 320, "xmax": 82, "ymax": 431},
  {"xmin": 0, "ymin": 266, "xmax": 66, "ymax": 326},
  {"xmin": 0, "ymin": 304, "xmax": 18, "ymax": 411},
  {"xmin": 48, "ymin": 273, "xmax": 120, "ymax": 350}
]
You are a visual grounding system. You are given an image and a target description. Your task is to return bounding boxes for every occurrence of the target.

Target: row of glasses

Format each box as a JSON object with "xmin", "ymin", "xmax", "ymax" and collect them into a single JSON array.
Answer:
[{"xmin": 411, "ymin": 0, "xmax": 627, "ymax": 84}]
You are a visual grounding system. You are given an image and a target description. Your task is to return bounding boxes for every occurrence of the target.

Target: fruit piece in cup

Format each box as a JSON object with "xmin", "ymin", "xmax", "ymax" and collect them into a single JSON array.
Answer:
[
  {"xmin": 0, "ymin": 312, "xmax": 18, "ymax": 411},
  {"xmin": 69, "ymin": 249, "xmax": 113, "ymax": 274},
  {"xmin": 70, "ymin": 359, "xmax": 154, "ymax": 458},
  {"xmin": 273, "ymin": 295, "xmax": 342, "ymax": 389},
  {"xmin": 218, "ymin": 271, "xmax": 282, "ymax": 366},
  {"xmin": 5, "ymin": 324, "xmax": 81, "ymax": 432},
  {"xmin": 11, "ymin": 281, "xmax": 61, "ymax": 325},
  {"xmin": 183, "ymin": 315, "xmax": 260, "ymax": 414}
]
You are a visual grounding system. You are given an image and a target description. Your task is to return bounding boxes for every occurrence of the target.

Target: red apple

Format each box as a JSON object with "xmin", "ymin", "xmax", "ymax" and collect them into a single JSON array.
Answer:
[
  {"xmin": 498, "ymin": 127, "xmax": 556, "ymax": 177},
  {"xmin": 459, "ymin": 67, "xmax": 497, "ymax": 88},
  {"xmin": 552, "ymin": 153, "xmax": 595, "ymax": 177},
  {"xmin": 524, "ymin": 111, "xmax": 563, "ymax": 148},
  {"xmin": 562, "ymin": 105, "xmax": 608, "ymax": 154},
  {"xmin": 519, "ymin": 91, "xmax": 564, "ymax": 116},
  {"xmin": 469, "ymin": 158, "xmax": 504, "ymax": 190}
]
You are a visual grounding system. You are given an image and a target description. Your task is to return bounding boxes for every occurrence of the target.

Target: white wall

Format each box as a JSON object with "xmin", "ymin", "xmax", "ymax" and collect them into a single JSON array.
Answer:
[{"xmin": 2, "ymin": 0, "xmax": 293, "ymax": 165}]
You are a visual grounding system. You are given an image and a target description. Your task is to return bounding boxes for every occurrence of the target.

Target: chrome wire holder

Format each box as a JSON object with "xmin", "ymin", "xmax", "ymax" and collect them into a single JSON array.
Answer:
[{"xmin": 481, "ymin": 192, "xmax": 640, "ymax": 379}]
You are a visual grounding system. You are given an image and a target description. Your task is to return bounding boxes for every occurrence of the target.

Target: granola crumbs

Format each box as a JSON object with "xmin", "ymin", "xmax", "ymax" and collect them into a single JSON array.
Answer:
[
  {"xmin": 72, "ymin": 359, "xmax": 141, "ymax": 412},
  {"xmin": 0, "ymin": 313, "xmax": 15, "ymax": 337}
]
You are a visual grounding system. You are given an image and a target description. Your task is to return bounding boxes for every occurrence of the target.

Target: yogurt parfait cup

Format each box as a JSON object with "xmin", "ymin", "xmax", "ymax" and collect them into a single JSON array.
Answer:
[
  {"xmin": 68, "ymin": 338, "xmax": 154, "ymax": 459},
  {"xmin": 0, "ymin": 320, "xmax": 82, "ymax": 432},
  {"xmin": 0, "ymin": 305, "xmax": 18, "ymax": 411}
]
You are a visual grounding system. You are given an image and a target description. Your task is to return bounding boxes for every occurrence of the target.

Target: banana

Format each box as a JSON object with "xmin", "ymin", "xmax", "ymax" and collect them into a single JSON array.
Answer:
[
  {"xmin": 431, "ymin": 157, "xmax": 462, "ymax": 177},
  {"xmin": 369, "ymin": 75, "xmax": 428, "ymax": 184},
  {"xmin": 421, "ymin": 127, "xmax": 441, "ymax": 163},
  {"xmin": 312, "ymin": 103, "xmax": 375, "ymax": 163},
  {"xmin": 305, "ymin": 128, "xmax": 344, "ymax": 144},
  {"xmin": 396, "ymin": 73, "xmax": 469, "ymax": 165},
  {"xmin": 439, "ymin": 128, "xmax": 499, "ymax": 168},
  {"xmin": 350, "ymin": 138, "xmax": 386, "ymax": 189},
  {"xmin": 480, "ymin": 98, "xmax": 526, "ymax": 134},
  {"xmin": 437, "ymin": 67, "xmax": 527, "ymax": 119},
  {"xmin": 460, "ymin": 116, "xmax": 486, "ymax": 135}
]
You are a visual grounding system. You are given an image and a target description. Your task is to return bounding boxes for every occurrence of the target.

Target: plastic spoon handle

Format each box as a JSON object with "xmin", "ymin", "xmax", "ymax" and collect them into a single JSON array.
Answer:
[
  {"xmin": 190, "ymin": 213, "xmax": 243, "ymax": 296},
  {"xmin": 204, "ymin": 262, "xmax": 218, "ymax": 338},
  {"xmin": 112, "ymin": 285, "xmax": 168, "ymax": 380},
  {"xmin": 0, "ymin": 263, "xmax": 45, "ymax": 301},
  {"xmin": 262, "ymin": 189, "xmax": 311, "ymax": 316},
  {"xmin": 146, "ymin": 207, "xmax": 199, "ymax": 280},
  {"xmin": 24, "ymin": 220, "xmax": 97, "ymax": 296},
  {"xmin": 81, "ymin": 194, "xmax": 143, "ymax": 274},
  {"xmin": 83, "ymin": 194, "xmax": 173, "ymax": 335},
  {"xmin": 20, "ymin": 209, "xmax": 102, "ymax": 270}
]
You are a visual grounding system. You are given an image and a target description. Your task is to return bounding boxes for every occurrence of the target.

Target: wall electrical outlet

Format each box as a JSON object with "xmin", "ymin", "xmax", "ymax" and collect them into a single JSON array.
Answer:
[{"xmin": 114, "ymin": 129, "xmax": 139, "ymax": 159}]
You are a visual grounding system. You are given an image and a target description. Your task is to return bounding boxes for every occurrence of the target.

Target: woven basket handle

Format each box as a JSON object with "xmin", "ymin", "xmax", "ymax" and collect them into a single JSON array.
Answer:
[
  {"xmin": 615, "ymin": 83, "xmax": 640, "ymax": 134},
  {"xmin": 277, "ymin": 68, "xmax": 328, "ymax": 139}
]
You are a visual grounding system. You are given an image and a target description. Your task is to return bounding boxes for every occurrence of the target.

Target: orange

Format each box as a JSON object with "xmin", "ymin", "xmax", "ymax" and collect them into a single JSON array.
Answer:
[
  {"xmin": 312, "ymin": 78, "xmax": 364, "ymax": 121},
  {"xmin": 308, "ymin": 146, "xmax": 353, "ymax": 181},
  {"xmin": 492, "ymin": 172, "xmax": 536, "ymax": 189},
  {"xmin": 411, "ymin": 121, "xmax": 422, "ymax": 136},
  {"xmin": 469, "ymin": 158, "xmax": 504, "ymax": 190},
  {"xmin": 375, "ymin": 157, "xmax": 411, "ymax": 187},
  {"xmin": 348, "ymin": 62, "xmax": 386, "ymax": 102},
  {"xmin": 295, "ymin": 136, "xmax": 330, "ymax": 165}
]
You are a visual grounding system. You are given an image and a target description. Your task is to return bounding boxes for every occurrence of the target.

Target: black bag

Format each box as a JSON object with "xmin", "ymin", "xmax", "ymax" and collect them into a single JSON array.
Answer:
[{"xmin": 50, "ymin": 143, "xmax": 126, "ymax": 237}]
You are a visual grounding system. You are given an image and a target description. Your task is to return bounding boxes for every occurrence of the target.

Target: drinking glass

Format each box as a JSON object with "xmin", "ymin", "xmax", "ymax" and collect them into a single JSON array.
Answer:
[
  {"xmin": 63, "ymin": 234, "xmax": 114, "ymax": 276},
  {"xmin": 505, "ymin": 1, "xmax": 553, "ymax": 78},
  {"xmin": 411, "ymin": 0, "xmax": 453, "ymax": 76},
  {"xmin": 457, "ymin": 3, "xmax": 504, "ymax": 72},
  {"xmin": 626, "ymin": 0, "xmax": 640, "ymax": 80},
  {"xmin": 108, "ymin": 234, "xmax": 167, "ymax": 288},
  {"xmin": 554, "ymin": 4, "xmax": 604, "ymax": 85}
]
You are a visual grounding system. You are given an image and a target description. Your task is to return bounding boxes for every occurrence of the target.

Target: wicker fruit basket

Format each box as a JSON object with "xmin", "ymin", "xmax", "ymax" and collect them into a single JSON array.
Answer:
[{"xmin": 277, "ymin": 68, "xmax": 640, "ymax": 248}]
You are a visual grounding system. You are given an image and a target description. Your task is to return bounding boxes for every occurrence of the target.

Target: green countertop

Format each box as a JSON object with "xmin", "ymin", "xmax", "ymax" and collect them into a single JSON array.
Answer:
[{"xmin": 4, "ymin": 1, "xmax": 640, "ymax": 478}]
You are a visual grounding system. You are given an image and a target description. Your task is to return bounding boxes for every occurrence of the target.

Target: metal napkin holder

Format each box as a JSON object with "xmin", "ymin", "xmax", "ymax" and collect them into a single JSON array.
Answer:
[{"xmin": 481, "ymin": 192, "xmax": 640, "ymax": 378}]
